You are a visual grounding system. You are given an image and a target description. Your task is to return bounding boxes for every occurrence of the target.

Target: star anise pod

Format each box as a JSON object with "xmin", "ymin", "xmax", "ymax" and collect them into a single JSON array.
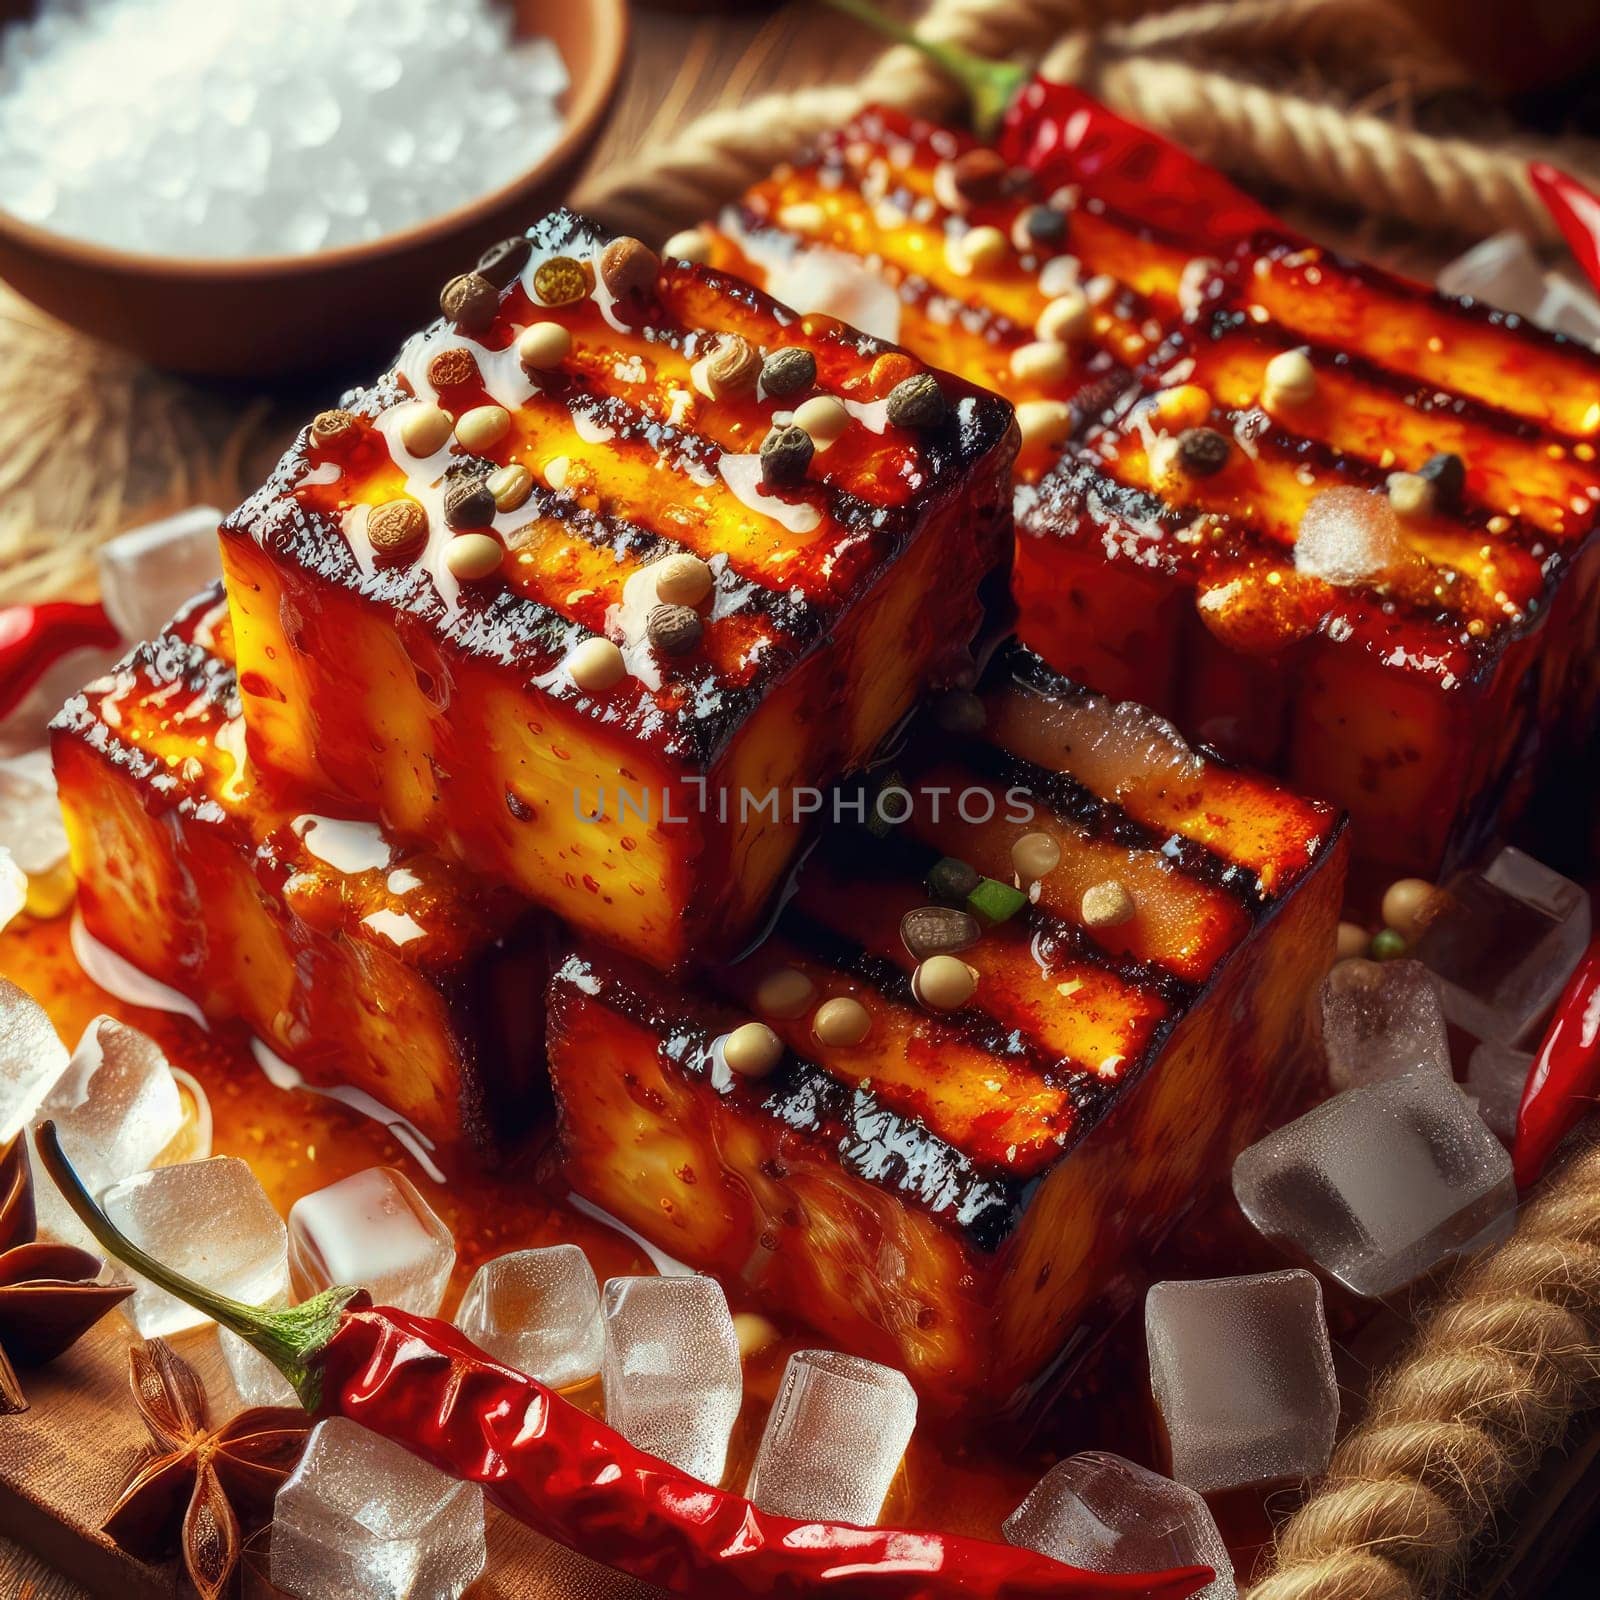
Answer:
[
  {"xmin": 104, "ymin": 1338, "xmax": 310, "ymax": 1600},
  {"xmin": 0, "ymin": 1134, "xmax": 134, "ymax": 1414}
]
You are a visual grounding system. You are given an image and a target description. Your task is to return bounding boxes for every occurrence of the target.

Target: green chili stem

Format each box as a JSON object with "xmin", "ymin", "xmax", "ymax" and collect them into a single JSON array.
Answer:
[
  {"xmin": 34, "ymin": 1121, "xmax": 358, "ymax": 1409},
  {"xmin": 822, "ymin": 0, "xmax": 1027, "ymax": 138}
]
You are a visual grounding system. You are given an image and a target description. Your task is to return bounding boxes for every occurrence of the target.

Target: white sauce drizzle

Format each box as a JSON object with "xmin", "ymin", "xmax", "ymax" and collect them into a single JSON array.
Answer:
[
  {"xmin": 291, "ymin": 814, "xmax": 393, "ymax": 876},
  {"xmin": 718, "ymin": 453, "xmax": 821, "ymax": 534},
  {"xmin": 70, "ymin": 911, "xmax": 209, "ymax": 1029},
  {"xmin": 566, "ymin": 1191, "xmax": 696, "ymax": 1276}
]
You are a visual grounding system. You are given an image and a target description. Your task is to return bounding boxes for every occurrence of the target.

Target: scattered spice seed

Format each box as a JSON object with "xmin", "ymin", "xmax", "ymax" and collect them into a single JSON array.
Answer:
[
  {"xmin": 398, "ymin": 402, "xmax": 453, "ymax": 457},
  {"xmin": 454, "ymin": 404, "xmax": 511, "ymax": 452},
  {"xmin": 646, "ymin": 603, "xmax": 702, "ymax": 657},
  {"xmin": 366, "ymin": 499, "xmax": 428, "ymax": 558},
  {"xmin": 566, "ymin": 636, "xmax": 627, "ymax": 693},
  {"xmin": 1371, "ymin": 927, "xmax": 1408, "ymax": 961},
  {"xmin": 1036, "ymin": 292, "xmax": 1090, "ymax": 344},
  {"xmin": 476, "ymin": 234, "xmax": 532, "ymax": 289},
  {"xmin": 1381, "ymin": 877, "xmax": 1440, "ymax": 941},
  {"xmin": 813, "ymin": 997, "xmax": 872, "ymax": 1047},
  {"xmin": 310, "ymin": 408, "xmax": 357, "ymax": 449},
  {"xmin": 445, "ymin": 533, "xmax": 503, "ymax": 582},
  {"xmin": 663, "ymin": 226, "xmax": 711, "ymax": 263},
  {"xmin": 1010, "ymin": 831, "xmax": 1061, "ymax": 881},
  {"xmin": 704, "ymin": 333, "xmax": 761, "ymax": 397},
  {"xmin": 886, "ymin": 372, "xmax": 948, "ymax": 428},
  {"xmin": 1081, "ymin": 879, "xmax": 1136, "ymax": 928},
  {"xmin": 914, "ymin": 954, "xmax": 979, "ymax": 1011},
  {"xmin": 1175, "ymin": 427, "xmax": 1231, "ymax": 477},
  {"xmin": 1016, "ymin": 399, "xmax": 1072, "ymax": 449},
  {"xmin": 1418, "ymin": 451, "xmax": 1466, "ymax": 513},
  {"xmin": 901, "ymin": 905, "xmax": 981, "ymax": 961},
  {"xmin": 755, "ymin": 967, "xmax": 815, "ymax": 1020},
  {"xmin": 761, "ymin": 346, "xmax": 817, "ymax": 397},
  {"xmin": 599, "ymin": 236, "xmax": 661, "ymax": 299},
  {"xmin": 947, "ymin": 147, "xmax": 1008, "ymax": 206},
  {"xmin": 760, "ymin": 423, "xmax": 814, "ymax": 487},
  {"xmin": 792, "ymin": 394, "xmax": 849, "ymax": 445},
  {"xmin": 733, "ymin": 1312, "xmax": 781, "ymax": 1358},
  {"xmin": 1335, "ymin": 921, "xmax": 1371, "ymax": 962},
  {"xmin": 443, "ymin": 475, "xmax": 497, "ymax": 530},
  {"xmin": 652, "ymin": 552, "xmax": 714, "ymax": 608},
  {"xmin": 1008, "ymin": 341, "xmax": 1070, "ymax": 386},
  {"xmin": 1152, "ymin": 385, "xmax": 1213, "ymax": 432},
  {"xmin": 868, "ymin": 352, "xmax": 918, "ymax": 393},
  {"xmin": 1263, "ymin": 347, "xmax": 1317, "ymax": 409},
  {"xmin": 722, "ymin": 1021, "xmax": 782, "ymax": 1077},
  {"xmin": 426, "ymin": 347, "xmax": 479, "ymax": 390},
  {"xmin": 960, "ymin": 225, "xmax": 1008, "ymax": 272},
  {"xmin": 1386, "ymin": 471, "xmax": 1435, "ymax": 520},
  {"xmin": 928, "ymin": 856, "xmax": 980, "ymax": 905},
  {"xmin": 440, "ymin": 271, "xmax": 499, "ymax": 332},
  {"xmin": 518, "ymin": 320, "xmax": 572, "ymax": 372},
  {"xmin": 1015, "ymin": 204, "xmax": 1067, "ymax": 247},
  {"xmin": 487, "ymin": 464, "xmax": 533, "ymax": 514},
  {"xmin": 532, "ymin": 255, "xmax": 590, "ymax": 307}
]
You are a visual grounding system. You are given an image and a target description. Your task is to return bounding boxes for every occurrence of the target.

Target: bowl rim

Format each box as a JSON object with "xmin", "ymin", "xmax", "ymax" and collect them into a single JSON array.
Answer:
[{"xmin": 0, "ymin": 0, "xmax": 629, "ymax": 283}]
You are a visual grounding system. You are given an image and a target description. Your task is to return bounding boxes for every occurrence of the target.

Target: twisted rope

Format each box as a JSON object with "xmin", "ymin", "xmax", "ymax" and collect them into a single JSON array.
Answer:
[
  {"xmin": 577, "ymin": 0, "xmax": 1600, "ymax": 247},
  {"xmin": 1249, "ymin": 1136, "xmax": 1600, "ymax": 1599}
]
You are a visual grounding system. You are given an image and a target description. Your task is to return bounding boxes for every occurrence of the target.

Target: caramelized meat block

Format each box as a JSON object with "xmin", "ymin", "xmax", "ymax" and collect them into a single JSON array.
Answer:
[
  {"xmin": 548, "ymin": 647, "xmax": 1346, "ymax": 1412},
  {"xmin": 1019, "ymin": 238, "xmax": 1600, "ymax": 876},
  {"xmin": 50, "ymin": 589, "xmax": 546, "ymax": 1158},
  {"xmin": 222, "ymin": 209, "xmax": 1017, "ymax": 972},
  {"xmin": 705, "ymin": 106, "xmax": 1182, "ymax": 437},
  {"xmin": 705, "ymin": 113, "xmax": 1600, "ymax": 877}
]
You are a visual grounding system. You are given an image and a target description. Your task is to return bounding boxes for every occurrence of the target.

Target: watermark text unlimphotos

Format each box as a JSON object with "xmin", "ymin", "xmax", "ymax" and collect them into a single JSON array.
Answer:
[{"xmin": 570, "ymin": 780, "xmax": 1036, "ymax": 828}]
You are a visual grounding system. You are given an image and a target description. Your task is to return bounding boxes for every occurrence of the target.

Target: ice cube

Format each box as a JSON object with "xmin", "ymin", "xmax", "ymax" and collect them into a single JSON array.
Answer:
[
  {"xmin": 1232, "ymin": 1070, "xmax": 1515, "ymax": 1297},
  {"xmin": 1466, "ymin": 1040, "xmax": 1534, "ymax": 1143},
  {"xmin": 1146, "ymin": 1270, "xmax": 1339, "ymax": 1492},
  {"xmin": 746, "ymin": 1349, "xmax": 917, "ymax": 1525},
  {"xmin": 1412, "ymin": 846, "xmax": 1590, "ymax": 1043},
  {"xmin": 271, "ymin": 1417, "xmax": 486, "ymax": 1600},
  {"xmin": 95, "ymin": 505, "xmax": 223, "ymax": 644},
  {"xmin": 454, "ymin": 1244, "xmax": 603, "ymax": 1389},
  {"xmin": 0, "ymin": 749, "xmax": 68, "ymax": 879},
  {"xmin": 1437, "ymin": 232, "xmax": 1551, "ymax": 317},
  {"xmin": 0, "ymin": 848, "xmax": 25, "ymax": 931},
  {"xmin": 289, "ymin": 1166, "xmax": 454, "ymax": 1315},
  {"xmin": 0, "ymin": 975, "xmax": 69, "ymax": 1144},
  {"xmin": 101, "ymin": 1155, "xmax": 289, "ymax": 1338},
  {"xmin": 1294, "ymin": 487, "xmax": 1410, "ymax": 587},
  {"xmin": 601, "ymin": 1275, "xmax": 742, "ymax": 1484},
  {"xmin": 1004, "ymin": 1451, "xmax": 1235, "ymax": 1599},
  {"xmin": 30, "ymin": 1015, "xmax": 184, "ymax": 1247},
  {"xmin": 1321, "ymin": 959, "xmax": 1452, "ymax": 1091}
]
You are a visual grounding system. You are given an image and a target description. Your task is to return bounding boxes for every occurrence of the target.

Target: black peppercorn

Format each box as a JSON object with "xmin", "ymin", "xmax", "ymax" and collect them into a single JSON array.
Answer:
[
  {"xmin": 647, "ymin": 603, "xmax": 703, "ymax": 657},
  {"xmin": 475, "ymin": 235, "xmax": 532, "ymax": 289},
  {"xmin": 443, "ymin": 474, "xmax": 496, "ymax": 530},
  {"xmin": 1418, "ymin": 451, "xmax": 1466, "ymax": 514},
  {"xmin": 927, "ymin": 856, "xmax": 981, "ymax": 905},
  {"xmin": 1175, "ymin": 427, "xmax": 1231, "ymax": 477},
  {"xmin": 759, "ymin": 424, "xmax": 815, "ymax": 487},
  {"xmin": 1021, "ymin": 205, "xmax": 1067, "ymax": 245},
  {"xmin": 886, "ymin": 372, "xmax": 948, "ymax": 429},
  {"xmin": 760, "ymin": 346, "xmax": 818, "ymax": 398}
]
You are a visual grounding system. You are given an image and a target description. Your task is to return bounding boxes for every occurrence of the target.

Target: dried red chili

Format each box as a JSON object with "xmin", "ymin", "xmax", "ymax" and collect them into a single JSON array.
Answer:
[
  {"xmin": 0, "ymin": 601, "xmax": 121, "ymax": 721},
  {"xmin": 1528, "ymin": 163, "xmax": 1600, "ymax": 299},
  {"xmin": 37, "ymin": 1124, "xmax": 1210, "ymax": 1600},
  {"xmin": 1513, "ymin": 936, "xmax": 1600, "ymax": 1189}
]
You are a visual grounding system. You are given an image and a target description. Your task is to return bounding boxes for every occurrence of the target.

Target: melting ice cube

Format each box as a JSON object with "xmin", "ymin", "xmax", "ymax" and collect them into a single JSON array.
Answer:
[
  {"xmin": 601, "ymin": 1274, "xmax": 742, "ymax": 1484},
  {"xmin": 0, "ymin": 976, "xmax": 69, "ymax": 1145},
  {"xmin": 1294, "ymin": 487, "xmax": 1408, "ymax": 587},
  {"xmin": 1412, "ymin": 846, "xmax": 1590, "ymax": 1043},
  {"xmin": 1321, "ymin": 959, "xmax": 1451, "ymax": 1091},
  {"xmin": 1004, "ymin": 1451, "xmax": 1235, "ymax": 1599},
  {"xmin": 30, "ymin": 1015, "xmax": 184, "ymax": 1247},
  {"xmin": 1232, "ymin": 1070, "xmax": 1515, "ymax": 1297},
  {"xmin": 746, "ymin": 1349, "xmax": 917, "ymax": 1526},
  {"xmin": 1466, "ymin": 1040, "xmax": 1535, "ymax": 1144},
  {"xmin": 0, "ymin": 749, "xmax": 68, "ymax": 880},
  {"xmin": 271, "ymin": 1417, "xmax": 486, "ymax": 1600},
  {"xmin": 96, "ymin": 505, "xmax": 223, "ymax": 644},
  {"xmin": 454, "ymin": 1244, "xmax": 603, "ymax": 1389},
  {"xmin": 101, "ymin": 1155, "xmax": 289, "ymax": 1338},
  {"xmin": 1146, "ymin": 1270, "xmax": 1339, "ymax": 1492},
  {"xmin": 289, "ymin": 1166, "xmax": 455, "ymax": 1316}
]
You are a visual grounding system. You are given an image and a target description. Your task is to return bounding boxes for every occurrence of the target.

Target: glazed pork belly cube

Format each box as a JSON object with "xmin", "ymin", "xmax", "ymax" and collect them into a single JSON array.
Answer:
[
  {"xmin": 1015, "ymin": 235, "xmax": 1600, "ymax": 877},
  {"xmin": 49, "ymin": 589, "xmax": 546, "ymax": 1159},
  {"xmin": 221, "ymin": 209, "xmax": 1017, "ymax": 972},
  {"xmin": 548, "ymin": 645, "xmax": 1346, "ymax": 1412},
  {"xmin": 703, "ymin": 105, "xmax": 1192, "ymax": 441}
]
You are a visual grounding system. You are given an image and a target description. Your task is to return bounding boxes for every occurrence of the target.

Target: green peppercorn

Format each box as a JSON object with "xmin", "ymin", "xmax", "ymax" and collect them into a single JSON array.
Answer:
[
  {"xmin": 928, "ymin": 856, "xmax": 981, "ymax": 905},
  {"xmin": 886, "ymin": 372, "xmax": 949, "ymax": 429},
  {"xmin": 1370, "ymin": 927, "xmax": 1408, "ymax": 961},
  {"xmin": 760, "ymin": 424, "xmax": 815, "ymax": 487},
  {"xmin": 760, "ymin": 346, "xmax": 817, "ymax": 398}
]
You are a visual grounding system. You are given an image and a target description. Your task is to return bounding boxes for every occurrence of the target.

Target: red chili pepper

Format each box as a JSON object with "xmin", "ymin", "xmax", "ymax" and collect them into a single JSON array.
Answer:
[
  {"xmin": 1513, "ymin": 935, "xmax": 1600, "ymax": 1188},
  {"xmin": 825, "ymin": 0, "xmax": 1274, "ymax": 251},
  {"xmin": 36, "ymin": 1125, "xmax": 1210, "ymax": 1600},
  {"xmin": 0, "ymin": 601, "xmax": 120, "ymax": 721},
  {"xmin": 1528, "ymin": 163, "xmax": 1600, "ymax": 299}
]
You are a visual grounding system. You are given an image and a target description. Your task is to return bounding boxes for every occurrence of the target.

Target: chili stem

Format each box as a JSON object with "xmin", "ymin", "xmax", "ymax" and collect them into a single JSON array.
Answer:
[
  {"xmin": 34, "ymin": 1121, "xmax": 357, "ymax": 1409},
  {"xmin": 821, "ymin": 0, "xmax": 1026, "ymax": 138}
]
